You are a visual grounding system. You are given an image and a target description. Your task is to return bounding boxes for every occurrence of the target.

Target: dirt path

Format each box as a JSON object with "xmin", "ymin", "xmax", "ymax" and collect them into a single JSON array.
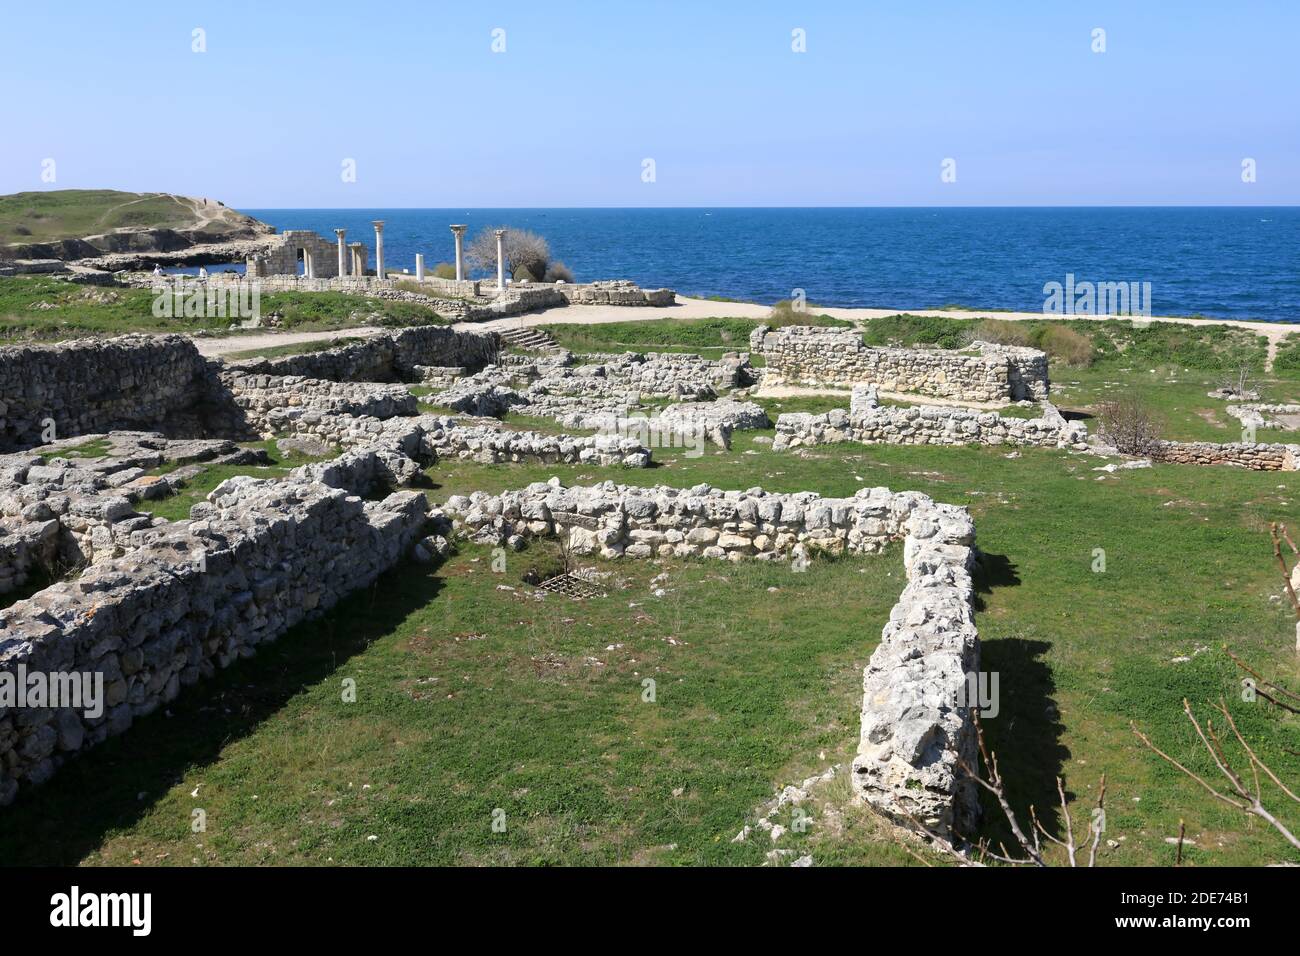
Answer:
[{"xmin": 191, "ymin": 326, "xmax": 386, "ymax": 358}]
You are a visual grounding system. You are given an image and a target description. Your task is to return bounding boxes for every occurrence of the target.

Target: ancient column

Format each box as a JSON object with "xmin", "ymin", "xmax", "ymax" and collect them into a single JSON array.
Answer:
[
  {"xmin": 415, "ymin": 253, "xmax": 425, "ymax": 281},
  {"xmin": 450, "ymin": 224, "xmax": 467, "ymax": 281},
  {"xmin": 304, "ymin": 248, "xmax": 315, "ymax": 280},
  {"xmin": 349, "ymin": 243, "xmax": 364, "ymax": 277},
  {"xmin": 334, "ymin": 228, "xmax": 347, "ymax": 277},
  {"xmin": 494, "ymin": 229, "xmax": 506, "ymax": 294},
  {"xmin": 373, "ymin": 220, "xmax": 386, "ymax": 280}
]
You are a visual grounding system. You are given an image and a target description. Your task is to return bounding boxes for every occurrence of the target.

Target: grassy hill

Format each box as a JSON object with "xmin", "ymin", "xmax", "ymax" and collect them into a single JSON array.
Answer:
[{"xmin": 0, "ymin": 189, "xmax": 269, "ymax": 246}]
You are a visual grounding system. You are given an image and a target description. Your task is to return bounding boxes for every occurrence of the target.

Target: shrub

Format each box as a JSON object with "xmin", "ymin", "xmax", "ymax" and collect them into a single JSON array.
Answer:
[
  {"xmin": 1037, "ymin": 325, "xmax": 1096, "ymax": 367},
  {"xmin": 544, "ymin": 261, "xmax": 574, "ymax": 283},
  {"xmin": 768, "ymin": 299, "xmax": 845, "ymax": 328},
  {"xmin": 1098, "ymin": 393, "xmax": 1162, "ymax": 456},
  {"xmin": 513, "ymin": 265, "xmax": 537, "ymax": 282},
  {"xmin": 432, "ymin": 262, "xmax": 457, "ymax": 280},
  {"xmin": 862, "ymin": 313, "xmax": 970, "ymax": 350},
  {"xmin": 975, "ymin": 319, "xmax": 1034, "ymax": 348}
]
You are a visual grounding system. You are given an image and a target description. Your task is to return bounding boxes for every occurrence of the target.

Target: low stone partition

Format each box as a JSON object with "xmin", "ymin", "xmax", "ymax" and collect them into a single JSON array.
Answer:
[
  {"xmin": 0, "ymin": 335, "xmax": 218, "ymax": 452},
  {"xmin": 227, "ymin": 326, "xmax": 499, "ymax": 383},
  {"xmin": 750, "ymin": 325, "xmax": 1049, "ymax": 403},
  {"xmin": 1224, "ymin": 403, "xmax": 1300, "ymax": 431},
  {"xmin": 772, "ymin": 396, "xmax": 1087, "ymax": 452},
  {"xmin": 222, "ymin": 372, "xmax": 417, "ymax": 436},
  {"xmin": 0, "ymin": 475, "xmax": 429, "ymax": 805},
  {"xmin": 442, "ymin": 478, "xmax": 980, "ymax": 835},
  {"xmin": 553, "ymin": 400, "xmax": 771, "ymax": 450},
  {"xmin": 1151, "ymin": 440, "xmax": 1300, "ymax": 470},
  {"xmin": 279, "ymin": 412, "xmax": 653, "ymax": 470},
  {"xmin": 553, "ymin": 280, "xmax": 675, "ymax": 307}
]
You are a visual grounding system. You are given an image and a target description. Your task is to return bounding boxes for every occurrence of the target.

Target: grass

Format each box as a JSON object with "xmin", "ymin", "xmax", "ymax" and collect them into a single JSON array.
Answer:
[
  {"xmin": 0, "ymin": 277, "xmax": 445, "ymax": 341},
  {"xmin": 2, "ymin": 325, "xmax": 1300, "ymax": 867},
  {"xmin": 0, "ymin": 189, "xmax": 260, "ymax": 245},
  {"xmin": 224, "ymin": 337, "xmax": 368, "ymax": 362}
]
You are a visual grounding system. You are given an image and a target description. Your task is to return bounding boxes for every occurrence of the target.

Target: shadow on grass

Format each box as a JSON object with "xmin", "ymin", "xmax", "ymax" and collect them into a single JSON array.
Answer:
[
  {"xmin": 972, "ymin": 550, "xmax": 1020, "ymax": 612},
  {"xmin": 0, "ymin": 561, "xmax": 443, "ymax": 866},
  {"xmin": 972, "ymin": 637, "xmax": 1070, "ymax": 849}
]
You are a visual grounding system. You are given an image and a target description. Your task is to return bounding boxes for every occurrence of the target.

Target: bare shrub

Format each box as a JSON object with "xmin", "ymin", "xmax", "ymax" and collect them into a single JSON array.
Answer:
[
  {"xmin": 465, "ymin": 227, "xmax": 550, "ymax": 280},
  {"xmin": 1038, "ymin": 326, "xmax": 1096, "ymax": 367},
  {"xmin": 544, "ymin": 260, "xmax": 574, "ymax": 283},
  {"xmin": 976, "ymin": 319, "xmax": 1034, "ymax": 348},
  {"xmin": 432, "ymin": 261, "xmax": 457, "ymax": 280},
  {"xmin": 1097, "ymin": 393, "xmax": 1162, "ymax": 455}
]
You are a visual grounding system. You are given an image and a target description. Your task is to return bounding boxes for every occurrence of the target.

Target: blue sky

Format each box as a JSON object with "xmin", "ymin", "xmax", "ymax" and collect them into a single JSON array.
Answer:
[{"xmin": 3, "ymin": 1, "xmax": 1296, "ymax": 206}]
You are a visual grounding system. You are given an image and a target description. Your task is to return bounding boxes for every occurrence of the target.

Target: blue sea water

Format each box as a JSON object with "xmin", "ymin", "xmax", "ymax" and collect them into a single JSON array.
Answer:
[{"xmin": 221, "ymin": 207, "xmax": 1300, "ymax": 322}]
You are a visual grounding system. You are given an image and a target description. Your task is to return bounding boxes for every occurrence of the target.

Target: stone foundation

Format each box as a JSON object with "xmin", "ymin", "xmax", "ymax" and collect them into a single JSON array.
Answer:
[
  {"xmin": 228, "ymin": 326, "xmax": 499, "ymax": 383},
  {"xmin": 442, "ymin": 478, "xmax": 981, "ymax": 835},
  {"xmin": 1151, "ymin": 440, "xmax": 1300, "ymax": 470},
  {"xmin": 772, "ymin": 396, "xmax": 1087, "ymax": 452},
  {"xmin": 750, "ymin": 325, "xmax": 1049, "ymax": 403},
  {"xmin": 0, "ymin": 476, "xmax": 429, "ymax": 805}
]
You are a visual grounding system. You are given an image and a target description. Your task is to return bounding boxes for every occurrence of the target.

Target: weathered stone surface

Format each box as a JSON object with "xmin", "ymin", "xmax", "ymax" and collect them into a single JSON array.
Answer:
[{"xmin": 751, "ymin": 325, "xmax": 1049, "ymax": 403}]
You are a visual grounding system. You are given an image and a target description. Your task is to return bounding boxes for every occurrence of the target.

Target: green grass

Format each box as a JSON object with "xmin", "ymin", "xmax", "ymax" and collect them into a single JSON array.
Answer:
[
  {"xmin": 224, "ymin": 337, "xmax": 368, "ymax": 362},
  {"xmin": 0, "ymin": 189, "xmax": 261, "ymax": 245},
  {"xmin": 3, "ymin": 331, "xmax": 1300, "ymax": 867},
  {"xmin": 0, "ymin": 277, "xmax": 444, "ymax": 341}
]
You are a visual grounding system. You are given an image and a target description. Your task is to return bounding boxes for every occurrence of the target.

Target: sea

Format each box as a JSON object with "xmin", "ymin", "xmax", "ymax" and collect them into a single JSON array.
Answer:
[{"xmin": 181, "ymin": 207, "xmax": 1300, "ymax": 322}]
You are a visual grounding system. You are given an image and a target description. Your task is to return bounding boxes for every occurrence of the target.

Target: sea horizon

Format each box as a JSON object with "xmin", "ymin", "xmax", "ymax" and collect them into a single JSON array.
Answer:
[{"xmin": 234, "ymin": 206, "xmax": 1300, "ymax": 322}]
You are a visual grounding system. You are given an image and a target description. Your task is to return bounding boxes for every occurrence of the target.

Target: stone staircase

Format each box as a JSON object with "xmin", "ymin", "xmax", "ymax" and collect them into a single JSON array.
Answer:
[{"xmin": 499, "ymin": 326, "xmax": 561, "ymax": 352}]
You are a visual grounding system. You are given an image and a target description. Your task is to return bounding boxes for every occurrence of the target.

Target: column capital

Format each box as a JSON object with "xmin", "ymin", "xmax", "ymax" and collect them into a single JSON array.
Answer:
[
  {"xmin": 450, "ymin": 224, "xmax": 467, "ymax": 235},
  {"xmin": 372, "ymin": 220, "xmax": 385, "ymax": 231},
  {"xmin": 334, "ymin": 228, "xmax": 346, "ymax": 238},
  {"xmin": 493, "ymin": 228, "xmax": 506, "ymax": 238}
]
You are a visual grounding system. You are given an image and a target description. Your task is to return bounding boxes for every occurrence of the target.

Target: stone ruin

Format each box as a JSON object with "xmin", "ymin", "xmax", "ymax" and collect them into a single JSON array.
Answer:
[
  {"xmin": 773, "ymin": 385, "xmax": 1089, "ymax": 452},
  {"xmin": 751, "ymin": 324, "xmax": 1050, "ymax": 404},
  {"xmin": 444, "ymin": 479, "xmax": 982, "ymax": 835}
]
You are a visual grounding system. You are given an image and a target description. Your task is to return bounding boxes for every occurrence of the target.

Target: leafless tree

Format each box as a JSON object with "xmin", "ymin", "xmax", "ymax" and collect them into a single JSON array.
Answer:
[
  {"xmin": 464, "ymin": 226, "xmax": 551, "ymax": 281},
  {"xmin": 1097, "ymin": 393, "xmax": 1162, "ymax": 457}
]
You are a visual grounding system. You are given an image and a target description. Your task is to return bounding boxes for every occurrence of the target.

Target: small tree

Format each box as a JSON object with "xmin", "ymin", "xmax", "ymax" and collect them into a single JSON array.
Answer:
[
  {"xmin": 465, "ymin": 227, "xmax": 551, "ymax": 280},
  {"xmin": 1098, "ymin": 393, "xmax": 1162, "ymax": 457}
]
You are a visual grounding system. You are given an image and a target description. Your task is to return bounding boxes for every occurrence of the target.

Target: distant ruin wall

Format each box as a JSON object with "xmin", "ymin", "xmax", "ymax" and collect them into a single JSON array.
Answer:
[
  {"xmin": 228, "ymin": 326, "xmax": 500, "ymax": 383},
  {"xmin": 772, "ymin": 396, "xmax": 1087, "ymax": 452},
  {"xmin": 0, "ymin": 477, "xmax": 429, "ymax": 806},
  {"xmin": 1151, "ymin": 440, "xmax": 1300, "ymax": 470},
  {"xmin": 750, "ymin": 325, "xmax": 1049, "ymax": 403},
  {"xmin": 0, "ymin": 335, "xmax": 216, "ymax": 452}
]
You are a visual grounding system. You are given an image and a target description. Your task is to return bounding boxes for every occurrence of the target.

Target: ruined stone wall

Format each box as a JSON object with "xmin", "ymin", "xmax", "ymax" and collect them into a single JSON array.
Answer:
[
  {"xmin": 281, "ymin": 412, "xmax": 653, "ymax": 470},
  {"xmin": 228, "ymin": 327, "xmax": 499, "ymax": 383},
  {"xmin": 0, "ymin": 477, "xmax": 429, "ymax": 805},
  {"xmin": 442, "ymin": 479, "xmax": 980, "ymax": 834},
  {"xmin": 1151, "ymin": 440, "xmax": 1300, "ymax": 470},
  {"xmin": 750, "ymin": 325, "xmax": 1049, "ymax": 403},
  {"xmin": 245, "ymin": 230, "xmax": 341, "ymax": 278},
  {"xmin": 222, "ymin": 372, "xmax": 417, "ymax": 436},
  {"xmin": 0, "ymin": 335, "xmax": 215, "ymax": 452},
  {"xmin": 772, "ymin": 400, "xmax": 1088, "ymax": 452}
]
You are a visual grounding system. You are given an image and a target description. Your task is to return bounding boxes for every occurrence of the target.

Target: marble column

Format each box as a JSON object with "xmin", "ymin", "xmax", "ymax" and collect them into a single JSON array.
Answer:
[
  {"xmin": 304, "ymin": 248, "xmax": 315, "ymax": 280},
  {"xmin": 494, "ymin": 229, "xmax": 506, "ymax": 294},
  {"xmin": 415, "ymin": 253, "xmax": 425, "ymax": 281},
  {"xmin": 334, "ymin": 229, "xmax": 347, "ymax": 277},
  {"xmin": 373, "ymin": 220, "xmax": 386, "ymax": 280},
  {"xmin": 450, "ymin": 224, "xmax": 467, "ymax": 281}
]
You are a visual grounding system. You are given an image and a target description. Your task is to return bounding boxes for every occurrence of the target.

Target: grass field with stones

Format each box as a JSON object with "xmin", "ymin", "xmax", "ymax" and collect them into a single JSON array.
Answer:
[{"xmin": 2, "ymin": 327, "xmax": 1298, "ymax": 864}]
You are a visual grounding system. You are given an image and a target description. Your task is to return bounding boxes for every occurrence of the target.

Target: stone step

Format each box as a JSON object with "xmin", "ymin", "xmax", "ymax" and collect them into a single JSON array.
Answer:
[{"xmin": 499, "ymin": 327, "xmax": 561, "ymax": 352}]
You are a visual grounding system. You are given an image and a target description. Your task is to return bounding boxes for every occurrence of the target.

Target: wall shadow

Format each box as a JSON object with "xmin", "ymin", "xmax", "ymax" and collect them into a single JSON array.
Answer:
[
  {"xmin": 969, "ymin": 637, "xmax": 1071, "ymax": 851},
  {"xmin": 0, "ymin": 561, "xmax": 444, "ymax": 866}
]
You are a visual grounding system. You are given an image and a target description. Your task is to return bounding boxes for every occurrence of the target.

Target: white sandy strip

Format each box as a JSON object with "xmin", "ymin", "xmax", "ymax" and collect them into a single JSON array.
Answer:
[{"xmin": 190, "ymin": 296, "xmax": 1300, "ymax": 365}]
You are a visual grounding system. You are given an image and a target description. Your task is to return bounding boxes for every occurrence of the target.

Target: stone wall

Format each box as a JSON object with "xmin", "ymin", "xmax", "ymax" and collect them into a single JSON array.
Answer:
[
  {"xmin": 0, "ymin": 335, "xmax": 218, "ymax": 452},
  {"xmin": 222, "ymin": 372, "xmax": 417, "ymax": 436},
  {"xmin": 750, "ymin": 325, "xmax": 1049, "ymax": 403},
  {"xmin": 1151, "ymin": 440, "xmax": 1300, "ymax": 470},
  {"xmin": 0, "ymin": 476, "xmax": 429, "ymax": 805},
  {"xmin": 245, "ymin": 230, "xmax": 341, "ymax": 278},
  {"xmin": 228, "ymin": 326, "xmax": 499, "ymax": 383},
  {"xmin": 772, "ymin": 394, "xmax": 1088, "ymax": 452},
  {"xmin": 442, "ymin": 479, "xmax": 980, "ymax": 835}
]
